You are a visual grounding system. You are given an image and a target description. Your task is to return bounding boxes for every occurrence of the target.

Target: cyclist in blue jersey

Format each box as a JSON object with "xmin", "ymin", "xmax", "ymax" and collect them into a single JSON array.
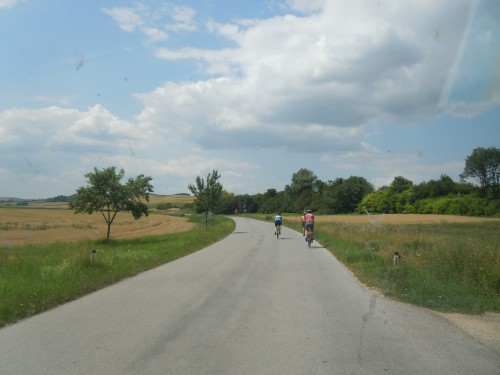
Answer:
[{"xmin": 274, "ymin": 212, "xmax": 282, "ymax": 235}]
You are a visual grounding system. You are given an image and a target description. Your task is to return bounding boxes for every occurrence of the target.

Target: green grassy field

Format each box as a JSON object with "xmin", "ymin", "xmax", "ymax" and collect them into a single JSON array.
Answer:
[
  {"xmin": 281, "ymin": 217, "xmax": 500, "ymax": 314},
  {"xmin": 2, "ymin": 212, "xmax": 498, "ymax": 329},
  {"xmin": 254, "ymin": 213, "xmax": 500, "ymax": 313},
  {"xmin": 0, "ymin": 215, "xmax": 234, "ymax": 328}
]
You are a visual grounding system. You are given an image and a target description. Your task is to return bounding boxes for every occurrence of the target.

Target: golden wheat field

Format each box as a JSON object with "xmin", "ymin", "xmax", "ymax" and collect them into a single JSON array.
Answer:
[
  {"xmin": 3, "ymin": 202, "xmax": 499, "ymax": 247},
  {"xmin": 148, "ymin": 194, "xmax": 194, "ymax": 205},
  {"xmin": 292, "ymin": 213, "xmax": 500, "ymax": 225},
  {"xmin": 0, "ymin": 208, "xmax": 195, "ymax": 246}
]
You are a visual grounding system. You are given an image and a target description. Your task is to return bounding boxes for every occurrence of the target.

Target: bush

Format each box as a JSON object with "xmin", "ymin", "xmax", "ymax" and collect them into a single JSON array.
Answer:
[
  {"xmin": 157, "ymin": 202, "xmax": 174, "ymax": 211},
  {"xmin": 412, "ymin": 196, "xmax": 498, "ymax": 216},
  {"xmin": 359, "ymin": 187, "xmax": 499, "ymax": 217}
]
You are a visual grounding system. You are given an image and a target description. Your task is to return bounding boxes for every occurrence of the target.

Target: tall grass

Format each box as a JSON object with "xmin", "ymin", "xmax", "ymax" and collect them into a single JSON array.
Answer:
[
  {"xmin": 301, "ymin": 220, "xmax": 500, "ymax": 313},
  {"xmin": 0, "ymin": 215, "xmax": 234, "ymax": 328}
]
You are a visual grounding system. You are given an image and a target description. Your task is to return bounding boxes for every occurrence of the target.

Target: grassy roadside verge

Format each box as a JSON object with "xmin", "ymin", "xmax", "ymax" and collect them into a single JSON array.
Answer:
[
  {"xmin": 313, "ymin": 223, "xmax": 499, "ymax": 313},
  {"xmin": 0, "ymin": 215, "xmax": 235, "ymax": 328},
  {"xmin": 255, "ymin": 214, "xmax": 500, "ymax": 314}
]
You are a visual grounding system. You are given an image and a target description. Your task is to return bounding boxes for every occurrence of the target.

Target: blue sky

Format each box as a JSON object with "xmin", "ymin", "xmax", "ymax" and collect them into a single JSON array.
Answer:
[{"xmin": 1, "ymin": 0, "xmax": 499, "ymax": 199}]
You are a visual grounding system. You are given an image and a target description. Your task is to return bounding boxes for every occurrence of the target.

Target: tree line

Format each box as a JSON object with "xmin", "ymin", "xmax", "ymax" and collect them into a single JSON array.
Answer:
[
  {"xmin": 68, "ymin": 147, "xmax": 499, "ymax": 240},
  {"xmin": 215, "ymin": 146, "xmax": 500, "ymax": 216}
]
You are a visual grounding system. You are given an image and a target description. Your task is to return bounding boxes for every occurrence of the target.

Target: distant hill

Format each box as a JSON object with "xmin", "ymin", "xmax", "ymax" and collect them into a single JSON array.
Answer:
[
  {"xmin": 0, "ymin": 197, "xmax": 28, "ymax": 206},
  {"xmin": 0, "ymin": 195, "xmax": 73, "ymax": 207},
  {"xmin": 0, "ymin": 197, "xmax": 22, "ymax": 202},
  {"xmin": 0, "ymin": 193, "xmax": 193, "ymax": 207},
  {"xmin": 1, "ymin": 195, "xmax": 72, "ymax": 202}
]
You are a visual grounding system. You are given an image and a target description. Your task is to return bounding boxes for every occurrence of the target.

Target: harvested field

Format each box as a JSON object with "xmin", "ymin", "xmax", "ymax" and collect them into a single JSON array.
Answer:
[
  {"xmin": 0, "ymin": 208, "xmax": 194, "ymax": 246},
  {"xmin": 148, "ymin": 194, "xmax": 194, "ymax": 205},
  {"xmin": 3, "ymin": 210, "xmax": 497, "ymax": 247}
]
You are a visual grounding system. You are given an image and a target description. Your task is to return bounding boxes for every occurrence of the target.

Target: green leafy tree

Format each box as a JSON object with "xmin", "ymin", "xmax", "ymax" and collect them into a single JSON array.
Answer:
[
  {"xmin": 358, "ymin": 189, "xmax": 393, "ymax": 214},
  {"xmin": 188, "ymin": 169, "xmax": 223, "ymax": 228},
  {"xmin": 434, "ymin": 174, "xmax": 458, "ymax": 196},
  {"xmin": 287, "ymin": 168, "xmax": 318, "ymax": 195},
  {"xmin": 257, "ymin": 189, "xmax": 290, "ymax": 214},
  {"xmin": 460, "ymin": 147, "xmax": 500, "ymax": 198},
  {"xmin": 412, "ymin": 174, "xmax": 459, "ymax": 201},
  {"xmin": 235, "ymin": 194, "xmax": 259, "ymax": 213},
  {"xmin": 330, "ymin": 176, "xmax": 374, "ymax": 213},
  {"xmin": 219, "ymin": 190, "xmax": 237, "ymax": 214},
  {"xmin": 390, "ymin": 176, "xmax": 413, "ymax": 193},
  {"xmin": 69, "ymin": 166, "xmax": 153, "ymax": 241},
  {"xmin": 285, "ymin": 168, "xmax": 318, "ymax": 211}
]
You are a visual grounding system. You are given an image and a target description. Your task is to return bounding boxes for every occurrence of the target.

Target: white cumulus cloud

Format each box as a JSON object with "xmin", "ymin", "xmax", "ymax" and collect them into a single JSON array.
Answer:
[
  {"xmin": 144, "ymin": 0, "xmax": 474, "ymax": 155},
  {"xmin": 0, "ymin": 0, "xmax": 22, "ymax": 9}
]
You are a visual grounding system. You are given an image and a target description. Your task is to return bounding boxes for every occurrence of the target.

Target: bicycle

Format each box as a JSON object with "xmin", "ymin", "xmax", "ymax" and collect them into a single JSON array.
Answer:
[
  {"xmin": 275, "ymin": 224, "xmax": 281, "ymax": 239},
  {"xmin": 305, "ymin": 226, "xmax": 313, "ymax": 247},
  {"xmin": 303, "ymin": 210, "xmax": 315, "ymax": 248}
]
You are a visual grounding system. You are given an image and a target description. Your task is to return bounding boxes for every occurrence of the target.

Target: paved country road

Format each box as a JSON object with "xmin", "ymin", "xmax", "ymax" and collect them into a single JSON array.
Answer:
[{"xmin": 0, "ymin": 217, "xmax": 498, "ymax": 374}]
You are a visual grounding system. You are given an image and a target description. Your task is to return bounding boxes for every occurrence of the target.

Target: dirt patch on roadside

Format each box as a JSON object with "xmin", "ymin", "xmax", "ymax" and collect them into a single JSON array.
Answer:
[{"xmin": 435, "ymin": 312, "xmax": 500, "ymax": 353}]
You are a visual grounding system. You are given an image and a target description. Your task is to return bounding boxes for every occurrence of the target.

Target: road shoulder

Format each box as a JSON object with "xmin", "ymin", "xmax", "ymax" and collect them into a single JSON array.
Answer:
[{"xmin": 433, "ymin": 312, "xmax": 500, "ymax": 354}]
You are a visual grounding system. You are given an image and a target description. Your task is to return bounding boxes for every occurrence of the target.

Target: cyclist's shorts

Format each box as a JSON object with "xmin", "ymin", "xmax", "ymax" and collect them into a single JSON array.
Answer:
[
  {"xmin": 275, "ymin": 220, "xmax": 282, "ymax": 226},
  {"xmin": 305, "ymin": 222, "xmax": 314, "ymax": 230}
]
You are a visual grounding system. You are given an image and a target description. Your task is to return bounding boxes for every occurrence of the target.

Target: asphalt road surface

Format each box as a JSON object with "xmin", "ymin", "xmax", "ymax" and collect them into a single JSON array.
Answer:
[{"xmin": 0, "ymin": 217, "xmax": 499, "ymax": 374}]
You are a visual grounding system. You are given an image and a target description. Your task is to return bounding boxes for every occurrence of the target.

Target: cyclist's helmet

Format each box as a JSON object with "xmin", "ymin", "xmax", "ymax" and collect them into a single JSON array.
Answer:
[{"xmin": 306, "ymin": 209, "xmax": 312, "ymax": 213}]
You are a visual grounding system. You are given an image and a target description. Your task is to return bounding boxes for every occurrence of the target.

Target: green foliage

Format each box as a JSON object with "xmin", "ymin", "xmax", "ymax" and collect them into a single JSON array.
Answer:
[
  {"xmin": 218, "ymin": 190, "xmax": 237, "ymax": 214},
  {"xmin": 228, "ymin": 194, "xmax": 260, "ymax": 214},
  {"xmin": 284, "ymin": 168, "xmax": 318, "ymax": 211},
  {"xmin": 460, "ymin": 146, "xmax": 500, "ymax": 198},
  {"xmin": 188, "ymin": 169, "xmax": 223, "ymax": 227},
  {"xmin": 230, "ymin": 172, "xmax": 373, "ymax": 215},
  {"xmin": 46, "ymin": 195, "xmax": 71, "ymax": 202},
  {"xmin": 286, "ymin": 168, "xmax": 318, "ymax": 196},
  {"xmin": 327, "ymin": 176, "xmax": 374, "ymax": 213},
  {"xmin": 409, "ymin": 195, "xmax": 498, "ymax": 216},
  {"xmin": 0, "ymin": 216, "xmax": 235, "ymax": 328},
  {"xmin": 211, "ymin": 146, "xmax": 500, "ymax": 217},
  {"xmin": 357, "ymin": 189, "xmax": 399, "ymax": 213},
  {"xmin": 356, "ymin": 177, "xmax": 414, "ymax": 214},
  {"xmin": 69, "ymin": 167, "xmax": 154, "ymax": 241},
  {"xmin": 251, "ymin": 190, "xmax": 288, "ymax": 214},
  {"xmin": 390, "ymin": 176, "xmax": 413, "ymax": 194},
  {"xmin": 359, "ymin": 183, "xmax": 499, "ymax": 217},
  {"xmin": 412, "ymin": 174, "xmax": 466, "ymax": 200},
  {"xmin": 156, "ymin": 202, "xmax": 174, "ymax": 211},
  {"xmin": 188, "ymin": 169, "xmax": 222, "ymax": 214}
]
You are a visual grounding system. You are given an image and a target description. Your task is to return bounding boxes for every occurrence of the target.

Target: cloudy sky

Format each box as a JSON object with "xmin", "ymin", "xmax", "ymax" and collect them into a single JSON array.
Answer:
[{"xmin": 1, "ymin": 0, "xmax": 499, "ymax": 199}]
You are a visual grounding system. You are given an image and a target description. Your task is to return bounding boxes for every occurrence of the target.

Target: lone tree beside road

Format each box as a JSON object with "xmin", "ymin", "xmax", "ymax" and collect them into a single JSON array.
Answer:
[
  {"xmin": 70, "ymin": 166, "xmax": 154, "ymax": 241},
  {"xmin": 188, "ymin": 169, "xmax": 223, "ymax": 228}
]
